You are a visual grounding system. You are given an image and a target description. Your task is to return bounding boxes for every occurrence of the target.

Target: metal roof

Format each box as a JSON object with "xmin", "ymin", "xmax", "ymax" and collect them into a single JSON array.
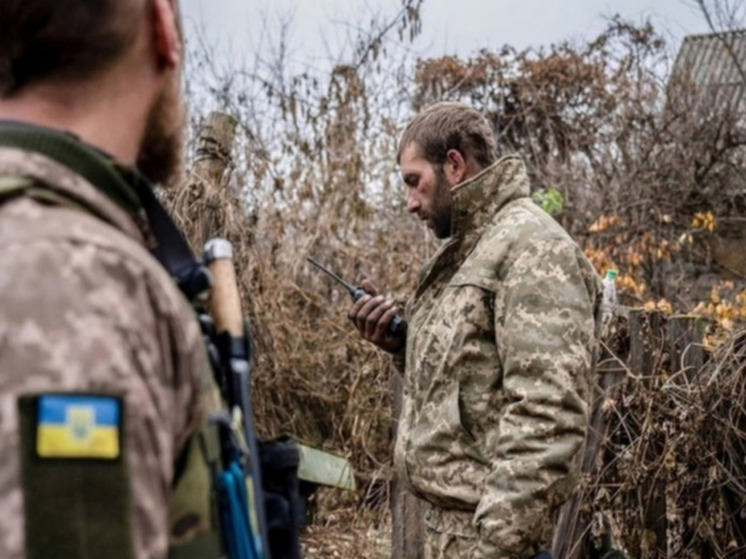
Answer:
[{"xmin": 671, "ymin": 29, "xmax": 746, "ymax": 110}]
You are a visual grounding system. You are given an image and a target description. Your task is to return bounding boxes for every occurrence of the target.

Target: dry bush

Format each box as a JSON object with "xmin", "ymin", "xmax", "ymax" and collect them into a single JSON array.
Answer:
[
  {"xmin": 413, "ymin": 18, "xmax": 746, "ymax": 313},
  {"xmin": 174, "ymin": 0, "xmax": 429, "ymax": 526},
  {"xmin": 173, "ymin": 8, "xmax": 746, "ymax": 556},
  {"xmin": 564, "ymin": 322, "xmax": 746, "ymax": 559}
]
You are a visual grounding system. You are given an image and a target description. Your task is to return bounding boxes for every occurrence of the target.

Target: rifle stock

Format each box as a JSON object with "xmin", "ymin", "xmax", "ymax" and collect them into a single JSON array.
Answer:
[{"xmin": 204, "ymin": 239, "xmax": 302, "ymax": 559}]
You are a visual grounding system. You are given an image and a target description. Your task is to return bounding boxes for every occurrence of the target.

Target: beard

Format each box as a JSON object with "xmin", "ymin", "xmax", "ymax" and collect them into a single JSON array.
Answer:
[
  {"xmin": 136, "ymin": 73, "xmax": 185, "ymax": 187},
  {"xmin": 430, "ymin": 166, "xmax": 453, "ymax": 239}
]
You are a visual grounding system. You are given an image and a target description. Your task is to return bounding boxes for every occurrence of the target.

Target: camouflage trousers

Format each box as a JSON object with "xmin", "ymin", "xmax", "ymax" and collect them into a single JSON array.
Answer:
[{"xmin": 423, "ymin": 506, "xmax": 477, "ymax": 559}]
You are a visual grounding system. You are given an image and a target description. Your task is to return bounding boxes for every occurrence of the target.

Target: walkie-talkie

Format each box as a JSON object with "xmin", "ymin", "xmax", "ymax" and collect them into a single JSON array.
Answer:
[{"xmin": 307, "ymin": 257, "xmax": 406, "ymax": 336}]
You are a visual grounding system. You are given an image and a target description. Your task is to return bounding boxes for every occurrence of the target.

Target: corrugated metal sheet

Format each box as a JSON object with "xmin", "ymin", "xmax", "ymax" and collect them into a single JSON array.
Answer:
[{"xmin": 671, "ymin": 29, "xmax": 746, "ymax": 110}]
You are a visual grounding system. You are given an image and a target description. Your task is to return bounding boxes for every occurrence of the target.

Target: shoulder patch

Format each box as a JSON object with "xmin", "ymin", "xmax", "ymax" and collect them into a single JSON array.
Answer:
[
  {"xmin": 18, "ymin": 393, "xmax": 134, "ymax": 559},
  {"xmin": 36, "ymin": 394, "xmax": 121, "ymax": 459}
]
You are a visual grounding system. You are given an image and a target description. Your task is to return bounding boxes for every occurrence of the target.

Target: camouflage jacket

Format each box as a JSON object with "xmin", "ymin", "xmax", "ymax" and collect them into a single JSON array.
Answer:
[
  {"xmin": 394, "ymin": 155, "xmax": 602, "ymax": 558},
  {"xmin": 0, "ymin": 128, "xmax": 207, "ymax": 559}
]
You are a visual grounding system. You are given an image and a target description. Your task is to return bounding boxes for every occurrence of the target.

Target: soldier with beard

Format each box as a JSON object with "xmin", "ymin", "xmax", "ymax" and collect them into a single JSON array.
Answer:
[
  {"xmin": 349, "ymin": 102, "xmax": 603, "ymax": 559},
  {"xmin": 0, "ymin": 1, "xmax": 219, "ymax": 559}
]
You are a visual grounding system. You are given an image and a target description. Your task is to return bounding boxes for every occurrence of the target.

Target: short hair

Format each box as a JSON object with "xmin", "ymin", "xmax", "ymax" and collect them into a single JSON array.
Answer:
[
  {"xmin": 397, "ymin": 102, "xmax": 497, "ymax": 168},
  {"xmin": 0, "ymin": 0, "xmax": 146, "ymax": 97}
]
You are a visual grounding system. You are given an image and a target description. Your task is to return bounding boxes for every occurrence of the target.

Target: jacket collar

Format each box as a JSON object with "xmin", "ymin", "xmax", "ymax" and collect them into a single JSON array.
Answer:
[
  {"xmin": 0, "ymin": 121, "xmax": 146, "ymax": 241},
  {"xmin": 450, "ymin": 155, "xmax": 530, "ymax": 237}
]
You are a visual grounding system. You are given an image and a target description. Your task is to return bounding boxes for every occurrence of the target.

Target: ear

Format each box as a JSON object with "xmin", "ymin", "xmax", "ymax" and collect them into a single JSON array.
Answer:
[
  {"xmin": 443, "ymin": 149, "xmax": 468, "ymax": 186},
  {"xmin": 152, "ymin": 0, "xmax": 182, "ymax": 70}
]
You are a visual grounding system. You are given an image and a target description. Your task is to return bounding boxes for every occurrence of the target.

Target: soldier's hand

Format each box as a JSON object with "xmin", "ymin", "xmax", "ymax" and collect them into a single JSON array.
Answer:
[{"xmin": 348, "ymin": 279, "xmax": 405, "ymax": 354}]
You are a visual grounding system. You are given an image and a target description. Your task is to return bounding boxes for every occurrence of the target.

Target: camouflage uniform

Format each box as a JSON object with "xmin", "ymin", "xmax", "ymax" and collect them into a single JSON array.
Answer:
[
  {"xmin": 393, "ymin": 155, "xmax": 602, "ymax": 558},
  {"xmin": 0, "ymin": 127, "xmax": 208, "ymax": 559}
]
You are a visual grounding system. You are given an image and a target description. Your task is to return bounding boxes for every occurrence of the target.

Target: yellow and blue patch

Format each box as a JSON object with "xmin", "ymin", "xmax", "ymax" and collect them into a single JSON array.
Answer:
[{"xmin": 36, "ymin": 395, "xmax": 121, "ymax": 459}]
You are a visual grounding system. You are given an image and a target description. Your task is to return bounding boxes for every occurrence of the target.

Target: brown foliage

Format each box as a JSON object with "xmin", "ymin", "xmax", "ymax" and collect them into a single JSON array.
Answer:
[
  {"xmin": 175, "ymin": 1, "xmax": 432, "ymax": 528},
  {"xmin": 570, "ymin": 321, "xmax": 746, "ymax": 559},
  {"xmin": 176, "ymin": 11, "xmax": 746, "ymax": 556},
  {"xmin": 413, "ymin": 17, "xmax": 746, "ymax": 311}
]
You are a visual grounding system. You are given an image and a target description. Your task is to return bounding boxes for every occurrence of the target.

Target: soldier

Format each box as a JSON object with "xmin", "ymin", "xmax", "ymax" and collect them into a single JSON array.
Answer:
[
  {"xmin": 0, "ymin": 1, "xmax": 220, "ymax": 558},
  {"xmin": 349, "ymin": 102, "xmax": 602, "ymax": 558}
]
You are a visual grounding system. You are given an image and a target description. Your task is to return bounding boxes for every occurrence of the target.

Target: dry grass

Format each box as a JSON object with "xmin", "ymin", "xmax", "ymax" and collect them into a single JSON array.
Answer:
[
  {"xmin": 166, "ymin": 119, "xmax": 746, "ymax": 558},
  {"xmin": 164, "ymin": 160, "xmax": 418, "ymax": 527},
  {"xmin": 300, "ymin": 489, "xmax": 392, "ymax": 558},
  {"xmin": 173, "ymin": 16, "xmax": 746, "ymax": 555},
  {"xmin": 568, "ymin": 320, "xmax": 746, "ymax": 558},
  {"xmin": 301, "ymin": 525, "xmax": 391, "ymax": 559}
]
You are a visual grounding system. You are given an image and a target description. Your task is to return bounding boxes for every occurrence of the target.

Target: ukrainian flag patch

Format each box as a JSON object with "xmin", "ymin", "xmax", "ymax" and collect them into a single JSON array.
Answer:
[{"xmin": 36, "ymin": 395, "xmax": 121, "ymax": 459}]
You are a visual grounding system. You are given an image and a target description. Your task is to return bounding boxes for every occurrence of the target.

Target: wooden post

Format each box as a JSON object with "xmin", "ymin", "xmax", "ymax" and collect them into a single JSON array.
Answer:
[
  {"xmin": 628, "ymin": 310, "xmax": 667, "ymax": 559},
  {"xmin": 191, "ymin": 111, "xmax": 238, "ymax": 247},
  {"xmin": 193, "ymin": 112, "xmax": 238, "ymax": 188},
  {"xmin": 628, "ymin": 310, "xmax": 665, "ymax": 382},
  {"xmin": 663, "ymin": 315, "xmax": 708, "ymax": 557},
  {"xmin": 391, "ymin": 375, "xmax": 426, "ymax": 559},
  {"xmin": 666, "ymin": 315, "xmax": 708, "ymax": 383},
  {"xmin": 553, "ymin": 320, "xmax": 628, "ymax": 559}
]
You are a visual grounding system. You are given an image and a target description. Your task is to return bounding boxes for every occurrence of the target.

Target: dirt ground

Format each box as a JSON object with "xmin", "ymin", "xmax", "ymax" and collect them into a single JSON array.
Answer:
[{"xmin": 301, "ymin": 523, "xmax": 391, "ymax": 558}]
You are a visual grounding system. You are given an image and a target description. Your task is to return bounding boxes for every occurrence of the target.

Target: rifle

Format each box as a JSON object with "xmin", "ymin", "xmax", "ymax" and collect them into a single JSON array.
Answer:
[
  {"xmin": 203, "ymin": 239, "xmax": 302, "ymax": 559},
  {"xmin": 107, "ymin": 156, "xmax": 301, "ymax": 559},
  {"xmin": 306, "ymin": 257, "xmax": 406, "ymax": 336}
]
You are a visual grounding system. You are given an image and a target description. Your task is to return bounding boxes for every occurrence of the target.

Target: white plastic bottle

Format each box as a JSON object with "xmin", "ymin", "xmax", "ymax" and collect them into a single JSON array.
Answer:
[{"xmin": 601, "ymin": 269, "xmax": 618, "ymax": 327}]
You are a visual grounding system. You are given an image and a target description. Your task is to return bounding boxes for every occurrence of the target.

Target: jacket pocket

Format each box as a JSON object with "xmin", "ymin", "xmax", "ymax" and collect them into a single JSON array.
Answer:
[
  {"xmin": 410, "ymin": 382, "xmax": 476, "ymax": 454},
  {"xmin": 406, "ymin": 382, "xmax": 488, "ymax": 508},
  {"xmin": 424, "ymin": 506, "xmax": 478, "ymax": 539}
]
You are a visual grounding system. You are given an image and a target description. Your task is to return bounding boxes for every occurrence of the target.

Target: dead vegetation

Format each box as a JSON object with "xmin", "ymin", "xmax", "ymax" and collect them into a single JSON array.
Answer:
[
  {"xmin": 564, "ymin": 319, "xmax": 746, "ymax": 558},
  {"xmin": 173, "ymin": 5, "xmax": 746, "ymax": 557}
]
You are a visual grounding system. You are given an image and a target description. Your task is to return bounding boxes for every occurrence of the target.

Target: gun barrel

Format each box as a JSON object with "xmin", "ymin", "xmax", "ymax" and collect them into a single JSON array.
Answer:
[{"xmin": 306, "ymin": 257, "xmax": 357, "ymax": 294}]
